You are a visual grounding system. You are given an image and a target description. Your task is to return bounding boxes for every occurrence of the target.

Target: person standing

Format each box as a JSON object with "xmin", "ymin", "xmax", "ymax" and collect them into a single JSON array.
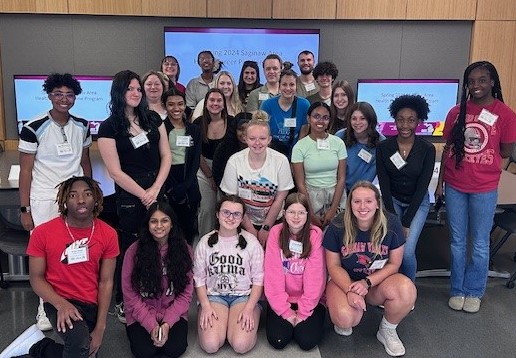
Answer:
[
  {"xmin": 296, "ymin": 50, "xmax": 319, "ymax": 98},
  {"xmin": 246, "ymin": 54, "xmax": 282, "ymax": 112},
  {"xmin": 18, "ymin": 73, "xmax": 92, "ymax": 331},
  {"xmin": 307, "ymin": 61, "xmax": 339, "ymax": 106},
  {"xmin": 185, "ymin": 50, "xmax": 217, "ymax": 109}
]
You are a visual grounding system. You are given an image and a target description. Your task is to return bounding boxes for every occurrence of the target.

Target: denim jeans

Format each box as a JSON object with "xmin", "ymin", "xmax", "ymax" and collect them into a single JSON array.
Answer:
[
  {"xmin": 445, "ymin": 184, "xmax": 497, "ymax": 298},
  {"xmin": 392, "ymin": 193, "xmax": 430, "ymax": 281}
]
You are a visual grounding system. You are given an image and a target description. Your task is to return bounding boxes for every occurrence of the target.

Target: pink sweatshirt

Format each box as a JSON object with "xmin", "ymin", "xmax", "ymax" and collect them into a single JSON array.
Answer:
[
  {"xmin": 264, "ymin": 223, "xmax": 326, "ymax": 321},
  {"xmin": 122, "ymin": 241, "xmax": 193, "ymax": 333}
]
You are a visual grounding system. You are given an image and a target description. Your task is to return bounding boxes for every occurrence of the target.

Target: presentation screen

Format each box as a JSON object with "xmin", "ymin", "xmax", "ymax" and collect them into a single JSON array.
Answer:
[
  {"xmin": 164, "ymin": 27, "xmax": 320, "ymax": 84},
  {"xmin": 14, "ymin": 75, "xmax": 113, "ymax": 136},
  {"xmin": 356, "ymin": 79, "xmax": 460, "ymax": 137}
]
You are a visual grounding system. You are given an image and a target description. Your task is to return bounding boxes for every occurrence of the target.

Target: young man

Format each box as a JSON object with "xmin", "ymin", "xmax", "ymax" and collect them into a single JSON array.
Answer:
[
  {"xmin": 18, "ymin": 73, "xmax": 92, "ymax": 331},
  {"xmin": 245, "ymin": 54, "xmax": 282, "ymax": 112},
  {"xmin": 0, "ymin": 176, "xmax": 119, "ymax": 358},
  {"xmin": 307, "ymin": 61, "xmax": 339, "ymax": 105},
  {"xmin": 185, "ymin": 50, "xmax": 216, "ymax": 109},
  {"xmin": 296, "ymin": 50, "xmax": 319, "ymax": 98}
]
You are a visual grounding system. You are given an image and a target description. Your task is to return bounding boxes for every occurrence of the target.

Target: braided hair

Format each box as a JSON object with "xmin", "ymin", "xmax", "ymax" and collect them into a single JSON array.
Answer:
[
  {"xmin": 208, "ymin": 195, "xmax": 248, "ymax": 250},
  {"xmin": 56, "ymin": 176, "xmax": 103, "ymax": 218}
]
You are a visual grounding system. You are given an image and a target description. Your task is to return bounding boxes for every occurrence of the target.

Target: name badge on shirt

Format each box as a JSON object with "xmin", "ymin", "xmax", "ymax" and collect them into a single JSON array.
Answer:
[
  {"xmin": 304, "ymin": 82, "xmax": 316, "ymax": 92},
  {"xmin": 67, "ymin": 246, "xmax": 89, "ymax": 264},
  {"xmin": 130, "ymin": 132, "xmax": 149, "ymax": 149},
  {"xmin": 284, "ymin": 117, "xmax": 296, "ymax": 128},
  {"xmin": 56, "ymin": 143, "xmax": 73, "ymax": 156},
  {"xmin": 317, "ymin": 138, "xmax": 330, "ymax": 150},
  {"xmin": 478, "ymin": 108, "xmax": 499, "ymax": 126},
  {"xmin": 358, "ymin": 148, "xmax": 372, "ymax": 163},
  {"xmin": 289, "ymin": 240, "xmax": 303, "ymax": 255},
  {"xmin": 258, "ymin": 93, "xmax": 269, "ymax": 101},
  {"xmin": 369, "ymin": 258, "xmax": 387, "ymax": 270},
  {"xmin": 238, "ymin": 187, "xmax": 252, "ymax": 200},
  {"xmin": 176, "ymin": 135, "xmax": 192, "ymax": 147},
  {"xmin": 390, "ymin": 151, "xmax": 407, "ymax": 170}
]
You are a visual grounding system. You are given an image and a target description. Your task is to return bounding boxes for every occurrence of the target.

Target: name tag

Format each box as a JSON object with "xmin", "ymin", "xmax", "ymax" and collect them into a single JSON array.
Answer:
[
  {"xmin": 176, "ymin": 135, "xmax": 192, "ymax": 147},
  {"xmin": 390, "ymin": 151, "xmax": 407, "ymax": 170},
  {"xmin": 56, "ymin": 143, "xmax": 73, "ymax": 156},
  {"xmin": 289, "ymin": 240, "xmax": 303, "ymax": 254},
  {"xmin": 130, "ymin": 132, "xmax": 149, "ymax": 149},
  {"xmin": 258, "ymin": 93, "xmax": 269, "ymax": 101},
  {"xmin": 369, "ymin": 258, "xmax": 387, "ymax": 270},
  {"xmin": 238, "ymin": 187, "xmax": 252, "ymax": 200},
  {"xmin": 67, "ymin": 246, "xmax": 89, "ymax": 264},
  {"xmin": 284, "ymin": 117, "xmax": 296, "ymax": 128},
  {"xmin": 317, "ymin": 138, "xmax": 330, "ymax": 150},
  {"xmin": 478, "ymin": 108, "xmax": 498, "ymax": 126},
  {"xmin": 304, "ymin": 82, "xmax": 316, "ymax": 92},
  {"xmin": 358, "ymin": 148, "xmax": 372, "ymax": 163}
]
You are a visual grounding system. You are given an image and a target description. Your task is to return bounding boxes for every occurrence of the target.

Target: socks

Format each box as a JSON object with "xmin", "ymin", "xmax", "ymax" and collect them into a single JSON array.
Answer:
[{"xmin": 380, "ymin": 316, "xmax": 398, "ymax": 330}]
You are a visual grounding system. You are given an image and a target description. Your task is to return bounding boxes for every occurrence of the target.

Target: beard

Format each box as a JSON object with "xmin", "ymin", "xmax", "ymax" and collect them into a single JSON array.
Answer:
[{"xmin": 300, "ymin": 66, "xmax": 313, "ymax": 75}]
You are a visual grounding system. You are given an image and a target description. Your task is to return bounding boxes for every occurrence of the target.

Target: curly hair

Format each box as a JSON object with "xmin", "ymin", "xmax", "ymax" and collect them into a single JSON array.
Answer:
[
  {"xmin": 450, "ymin": 61, "xmax": 503, "ymax": 167},
  {"xmin": 388, "ymin": 94, "xmax": 430, "ymax": 120},
  {"xmin": 312, "ymin": 61, "xmax": 339, "ymax": 81},
  {"xmin": 279, "ymin": 193, "xmax": 312, "ymax": 259},
  {"xmin": 131, "ymin": 202, "xmax": 192, "ymax": 298},
  {"xmin": 208, "ymin": 195, "xmax": 248, "ymax": 250},
  {"xmin": 344, "ymin": 102, "xmax": 381, "ymax": 148},
  {"xmin": 56, "ymin": 176, "xmax": 103, "ymax": 218},
  {"xmin": 43, "ymin": 73, "xmax": 82, "ymax": 95}
]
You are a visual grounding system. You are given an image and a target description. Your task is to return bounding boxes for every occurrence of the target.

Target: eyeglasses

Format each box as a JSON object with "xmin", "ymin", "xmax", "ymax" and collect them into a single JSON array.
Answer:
[
  {"xmin": 163, "ymin": 61, "xmax": 178, "ymax": 67},
  {"xmin": 51, "ymin": 92, "xmax": 76, "ymax": 100},
  {"xmin": 311, "ymin": 113, "xmax": 330, "ymax": 121},
  {"xmin": 220, "ymin": 209, "xmax": 243, "ymax": 220},
  {"xmin": 285, "ymin": 210, "xmax": 308, "ymax": 217}
]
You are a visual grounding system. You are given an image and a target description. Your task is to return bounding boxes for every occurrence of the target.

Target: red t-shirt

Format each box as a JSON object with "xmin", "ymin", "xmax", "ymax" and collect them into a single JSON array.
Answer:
[
  {"xmin": 443, "ymin": 99, "xmax": 516, "ymax": 193},
  {"xmin": 27, "ymin": 216, "xmax": 119, "ymax": 305}
]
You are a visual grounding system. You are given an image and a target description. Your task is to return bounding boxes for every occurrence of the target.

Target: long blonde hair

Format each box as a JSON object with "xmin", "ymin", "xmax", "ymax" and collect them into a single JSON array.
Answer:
[
  {"xmin": 343, "ymin": 181, "xmax": 387, "ymax": 256},
  {"xmin": 215, "ymin": 71, "xmax": 245, "ymax": 116}
]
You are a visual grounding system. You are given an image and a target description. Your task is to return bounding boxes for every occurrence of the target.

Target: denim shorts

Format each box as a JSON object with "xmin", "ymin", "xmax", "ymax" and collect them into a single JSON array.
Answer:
[{"xmin": 207, "ymin": 294, "xmax": 249, "ymax": 307}]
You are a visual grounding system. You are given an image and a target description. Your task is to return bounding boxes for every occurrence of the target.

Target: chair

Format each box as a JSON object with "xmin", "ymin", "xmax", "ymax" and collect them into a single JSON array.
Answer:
[
  {"xmin": 490, "ymin": 209, "xmax": 516, "ymax": 289},
  {"xmin": 0, "ymin": 206, "xmax": 30, "ymax": 289}
]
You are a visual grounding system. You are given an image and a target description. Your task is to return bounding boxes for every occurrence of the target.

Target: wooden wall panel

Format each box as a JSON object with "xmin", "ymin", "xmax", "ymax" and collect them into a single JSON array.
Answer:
[
  {"xmin": 0, "ymin": 0, "xmax": 67, "ymax": 13},
  {"xmin": 336, "ymin": 0, "xmax": 406, "ymax": 20},
  {"xmin": 208, "ymin": 0, "xmax": 271, "ymax": 19},
  {"xmin": 142, "ymin": 0, "xmax": 206, "ymax": 18},
  {"xmin": 273, "ymin": 0, "xmax": 336, "ymax": 19},
  {"xmin": 471, "ymin": 21, "xmax": 516, "ymax": 109},
  {"xmin": 406, "ymin": 0, "xmax": 476, "ymax": 20},
  {"xmin": 68, "ymin": 0, "xmax": 141, "ymax": 16},
  {"xmin": 476, "ymin": 0, "xmax": 516, "ymax": 20}
]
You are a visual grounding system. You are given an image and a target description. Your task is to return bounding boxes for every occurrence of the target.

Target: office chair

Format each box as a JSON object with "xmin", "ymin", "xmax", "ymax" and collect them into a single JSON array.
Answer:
[{"xmin": 490, "ymin": 208, "xmax": 516, "ymax": 289}]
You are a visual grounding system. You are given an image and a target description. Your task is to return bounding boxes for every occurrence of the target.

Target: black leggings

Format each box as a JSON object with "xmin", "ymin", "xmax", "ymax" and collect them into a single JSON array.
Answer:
[
  {"xmin": 126, "ymin": 318, "xmax": 188, "ymax": 358},
  {"xmin": 266, "ymin": 303, "xmax": 326, "ymax": 351}
]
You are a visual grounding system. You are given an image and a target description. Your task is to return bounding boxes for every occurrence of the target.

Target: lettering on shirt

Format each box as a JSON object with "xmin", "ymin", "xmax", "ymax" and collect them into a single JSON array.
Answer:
[{"xmin": 208, "ymin": 252, "xmax": 246, "ymax": 294}]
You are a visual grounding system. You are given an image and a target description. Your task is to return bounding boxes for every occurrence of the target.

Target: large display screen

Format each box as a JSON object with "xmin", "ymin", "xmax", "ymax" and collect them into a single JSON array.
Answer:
[
  {"xmin": 14, "ymin": 75, "xmax": 113, "ymax": 135},
  {"xmin": 356, "ymin": 79, "xmax": 460, "ymax": 136},
  {"xmin": 164, "ymin": 27, "xmax": 320, "ymax": 84}
]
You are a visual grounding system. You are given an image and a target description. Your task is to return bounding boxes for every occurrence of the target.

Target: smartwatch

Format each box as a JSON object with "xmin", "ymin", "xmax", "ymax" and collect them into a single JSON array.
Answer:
[
  {"xmin": 20, "ymin": 206, "xmax": 31, "ymax": 214},
  {"xmin": 364, "ymin": 277, "xmax": 372, "ymax": 289},
  {"xmin": 262, "ymin": 224, "xmax": 270, "ymax": 232}
]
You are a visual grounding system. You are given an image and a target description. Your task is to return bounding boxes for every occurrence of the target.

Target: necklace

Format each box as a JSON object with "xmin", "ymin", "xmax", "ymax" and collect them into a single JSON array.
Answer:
[{"xmin": 65, "ymin": 218, "xmax": 95, "ymax": 243}]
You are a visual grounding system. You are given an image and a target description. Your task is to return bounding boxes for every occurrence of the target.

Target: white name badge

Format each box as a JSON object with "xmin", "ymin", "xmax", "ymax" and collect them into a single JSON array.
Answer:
[
  {"xmin": 238, "ymin": 187, "xmax": 252, "ymax": 200},
  {"xmin": 176, "ymin": 135, "xmax": 192, "ymax": 147},
  {"xmin": 317, "ymin": 138, "xmax": 330, "ymax": 150},
  {"xmin": 390, "ymin": 151, "xmax": 407, "ymax": 170},
  {"xmin": 56, "ymin": 143, "xmax": 73, "ymax": 156},
  {"xmin": 130, "ymin": 132, "xmax": 150, "ymax": 149},
  {"xmin": 284, "ymin": 117, "xmax": 296, "ymax": 128},
  {"xmin": 67, "ymin": 246, "xmax": 89, "ymax": 264},
  {"xmin": 478, "ymin": 108, "xmax": 498, "ymax": 126},
  {"xmin": 258, "ymin": 93, "xmax": 269, "ymax": 101},
  {"xmin": 358, "ymin": 148, "xmax": 372, "ymax": 163},
  {"xmin": 369, "ymin": 258, "xmax": 387, "ymax": 270},
  {"xmin": 289, "ymin": 240, "xmax": 303, "ymax": 254},
  {"xmin": 304, "ymin": 82, "xmax": 316, "ymax": 92}
]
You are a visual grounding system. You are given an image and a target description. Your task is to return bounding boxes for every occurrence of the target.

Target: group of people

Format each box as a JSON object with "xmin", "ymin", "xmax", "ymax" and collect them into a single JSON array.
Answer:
[{"xmin": 1, "ymin": 55, "xmax": 515, "ymax": 358}]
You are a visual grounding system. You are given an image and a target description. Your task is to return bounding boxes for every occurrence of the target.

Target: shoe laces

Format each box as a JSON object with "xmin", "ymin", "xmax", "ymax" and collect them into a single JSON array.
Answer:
[{"xmin": 382, "ymin": 327, "xmax": 403, "ymax": 349}]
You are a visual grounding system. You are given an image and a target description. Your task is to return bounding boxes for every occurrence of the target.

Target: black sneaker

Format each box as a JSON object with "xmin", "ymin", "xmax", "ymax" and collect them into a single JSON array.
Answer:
[{"xmin": 114, "ymin": 302, "xmax": 126, "ymax": 324}]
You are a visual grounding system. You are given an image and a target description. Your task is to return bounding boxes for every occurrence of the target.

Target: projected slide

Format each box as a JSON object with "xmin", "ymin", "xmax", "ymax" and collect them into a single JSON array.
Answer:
[
  {"xmin": 357, "ymin": 79, "xmax": 460, "ymax": 137},
  {"xmin": 164, "ymin": 28, "xmax": 320, "ymax": 84},
  {"xmin": 14, "ymin": 75, "xmax": 112, "ymax": 135}
]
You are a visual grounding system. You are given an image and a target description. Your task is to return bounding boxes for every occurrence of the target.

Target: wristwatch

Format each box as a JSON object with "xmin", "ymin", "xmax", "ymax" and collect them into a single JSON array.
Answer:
[
  {"xmin": 20, "ymin": 206, "xmax": 31, "ymax": 214},
  {"xmin": 364, "ymin": 277, "xmax": 372, "ymax": 289},
  {"xmin": 261, "ymin": 224, "xmax": 270, "ymax": 231}
]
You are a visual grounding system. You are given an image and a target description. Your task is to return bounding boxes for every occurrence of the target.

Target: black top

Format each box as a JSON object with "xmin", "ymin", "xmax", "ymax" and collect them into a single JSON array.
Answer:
[
  {"xmin": 193, "ymin": 116, "xmax": 236, "ymax": 160},
  {"xmin": 376, "ymin": 136, "xmax": 436, "ymax": 227}
]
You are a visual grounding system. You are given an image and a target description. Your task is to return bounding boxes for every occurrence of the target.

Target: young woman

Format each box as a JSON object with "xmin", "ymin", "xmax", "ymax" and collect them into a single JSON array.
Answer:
[
  {"xmin": 264, "ymin": 193, "xmax": 326, "ymax": 351},
  {"xmin": 291, "ymin": 102, "xmax": 347, "ymax": 228},
  {"xmin": 237, "ymin": 61, "xmax": 261, "ymax": 107},
  {"xmin": 436, "ymin": 61, "xmax": 516, "ymax": 313},
  {"xmin": 329, "ymin": 80, "xmax": 355, "ymax": 134},
  {"xmin": 193, "ymin": 71, "xmax": 245, "ymax": 119},
  {"xmin": 260, "ymin": 68, "xmax": 310, "ymax": 157},
  {"xmin": 160, "ymin": 55, "xmax": 186, "ymax": 93},
  {"xmin": 376, "ymin": 95, "xmax": 436, "ymax": 282},
  {"xmin": 97, "ymin": 70, "xmax": 172, "ymax": 322},
  {"xmin": 162, "ymin": 88, "xmax": 201, "ymax": 245},
  {"xmin": 193, "ymin": 88, "xmax": 235, "ymax": 238},
  {"xmin": 122, "ymin": 202, "xmax": 193, "ymax": 358},
  {"xmin": 193, "ymin": 195, "xmax": 264, "ymax": 354},
  {"xmin": 324, "ymin": 181, "xmax": 416, "ymax": 357},
  {"xmin": 220, "ymin": 114, "xmax": 295, "ymax": 246},
  {"xmin": 143, "ymin": 70, "xmax": 168, "ymax": 120},
  {"xmin": 337, "ymin": 102, "xmax": 385, "ymax": 191}
]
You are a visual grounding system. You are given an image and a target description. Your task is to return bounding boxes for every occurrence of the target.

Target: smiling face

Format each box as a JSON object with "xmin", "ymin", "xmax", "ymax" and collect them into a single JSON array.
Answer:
[
  {"xmin": 165, "ymin": 95, "xmax": 186, "ymax": 121},
  {"xmin": 217, "ymin": 74, "xmax": 234, "ymax": 98},
  {"xmin": 332, "ymin": 87, "xmax": 349, "ymax": 111},
  {"xmin": 243, "ymin": 66, "xmax": 257, "ymax": 86},
  {"xmin": 350, "ymin": 110, "xmax": 369, "ymax": 136},
  {"xmin": 316, "ymin": 73, "xmax": 333, "ymax": 89},
  {"xmin": 48, "ymin": 86, "xmax": 76, "ymax": 115},
  {"xmin": 125, "ymin": 78, "xmax": 143, "ymax": 109},
  {"xmin": 161, "ymin": 58, "xmax": 178, "ymax": 79},
  {"xmin": 144, "ymin": 75, "xmax": 164, "ymax": 103},
  {"xmin": 245, "ymin": 123, "xmax": 271, "ymax": 155},
  {"xmin": 350, "ymin": 186, "xmax": 379, "ymax": 229},
  {"xmin": 395, "ymin": 108, "xmax": 419, "ymax": 139},
  {"xmin": 65, "ymin": 180, "xmax": 95, "ymax": 225},
  {"xmin": 280, "ymin": 74, "xmax": 297, "ymax": 100},
  {"xmin": 206, "ymin": 92, "xmax": 224, "ymax": 115},
  {"xmin": 298, "ymin": 53, "xmax": 314, "ymax": 75},
  {"xmin": 285, "ymin": 202, "xmax": 308, "ymax": 233},
  {"xmin": 217, "ymin": 201, "xmax": 244, "ymax": 233},
  {"xmin": 264, "ymin": 59, "xmax": 281, "ymax": 85},
  {"xmin": 198, "ymin": 52, "xmax": 214, "ymax": 72},
  {"xmin": 309, "ymin": 105, "xmax": 330, "ymax": 136},
  {"xmin": 148, "ymin": 210, "xmax": 172, "ymax": 245},
  {"xmin": 467, "ymin": 67, "xmax": 494, "ymax": 104}
]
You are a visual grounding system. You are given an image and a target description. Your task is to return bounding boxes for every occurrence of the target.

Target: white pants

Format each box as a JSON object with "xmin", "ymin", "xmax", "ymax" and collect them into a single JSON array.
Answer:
[{"xmin": 306, "ymin": 184, "xmax": 346, "ymax": 217}]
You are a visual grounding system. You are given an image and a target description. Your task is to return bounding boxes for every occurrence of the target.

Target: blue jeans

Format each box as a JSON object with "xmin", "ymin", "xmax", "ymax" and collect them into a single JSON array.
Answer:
[
  {"xmin": 445, "ymin": 184, "xmax": 497, "ymax": 298},
  {"xmin": 392, "ymin": 193, "xmax": 430, "ymax": 281}
]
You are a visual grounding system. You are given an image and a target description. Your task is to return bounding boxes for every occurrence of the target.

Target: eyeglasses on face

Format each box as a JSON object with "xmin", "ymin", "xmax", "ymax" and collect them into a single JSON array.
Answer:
[
  {"xmin": 220, "ymin": 209, "xmax": 243, "ymax": 220},
  {"xmin": 285, "ymin": 210, "xmax": 308, "ymax": 217},
  {"xmin": 311, "ymin": 113, "xmax": 330, "ymax": 121},
  {"xmin": 51, "ymin": 92, "xmax": 76, "ymax": 100}
]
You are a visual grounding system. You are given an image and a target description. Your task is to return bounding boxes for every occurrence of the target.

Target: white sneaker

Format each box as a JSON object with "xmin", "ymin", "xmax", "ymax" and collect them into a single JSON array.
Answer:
[
  {"xmin": 334, "ymin": 324, "xmax": 353, "ymax": 336},
  {"xmin": 377, "ymin": 327, "xmax": 406, "ymax": 356},
  {"xmin": 36, "ymin": 303, "xmax": 52, "ymax": 331},
  {"xmin": 0, "ymin": 324, "xmax": 45, "ymax": 358}
]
